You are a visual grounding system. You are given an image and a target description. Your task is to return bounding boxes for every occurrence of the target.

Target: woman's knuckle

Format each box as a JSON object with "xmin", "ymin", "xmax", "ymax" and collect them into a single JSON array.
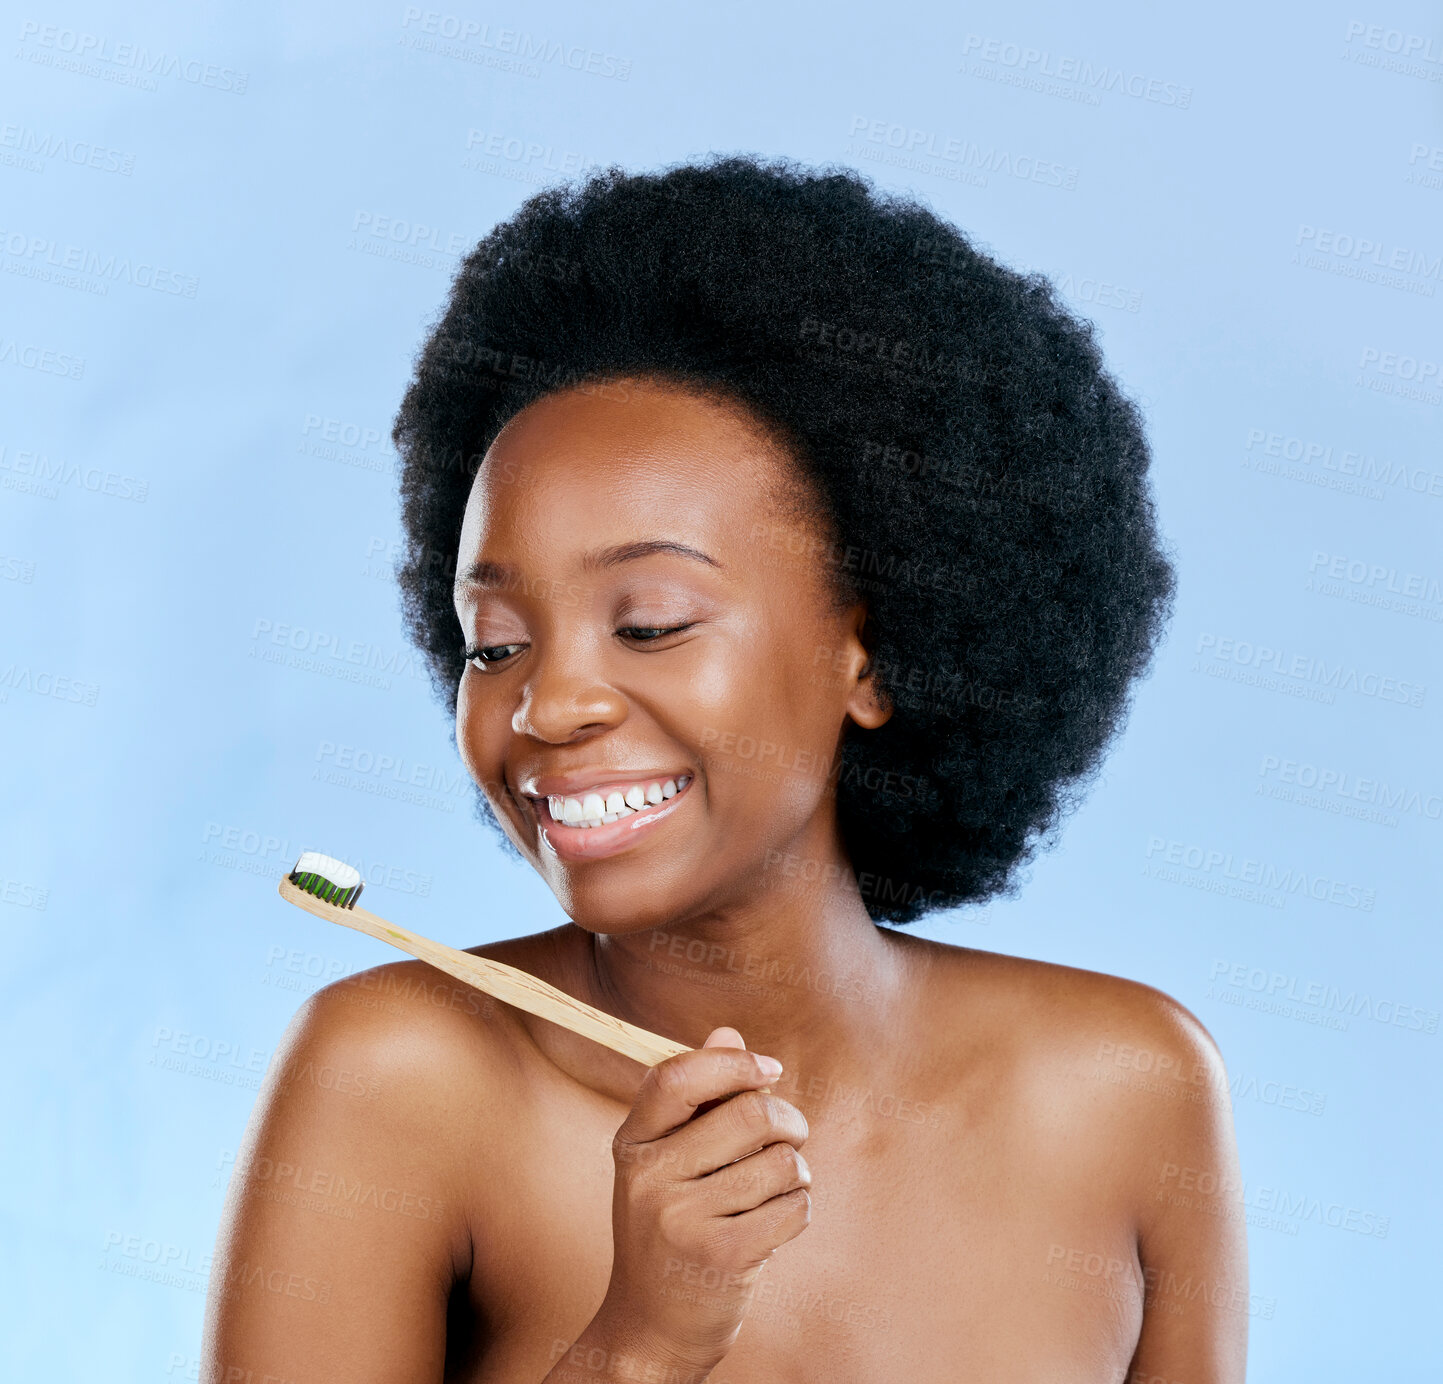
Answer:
[
  {"xmin": 653, "ymin": 1061, "xmax": 691, "ymax": 1102},
  {"xmin": 778, "ymin": 1145, "xmax": 808, "ymax": 1182},
  {"xmin": 733, "ymin": 1090, "xmax": 773, "ymax": 1134}
]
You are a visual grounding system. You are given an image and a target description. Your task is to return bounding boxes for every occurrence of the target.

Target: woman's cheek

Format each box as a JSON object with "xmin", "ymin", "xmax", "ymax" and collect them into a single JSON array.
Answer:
[
  {"xmin": 672, "ymin": 626, "xmax": 791, "ymax": 735},
  {"xmin": 674, "ymin": 641, "xmax": 830, "ymax": 792},
  {"xmin": 455, "ymin": 673, "xmax": 505, "ymax": 798},
  {"xmin": 455, "ymin": 674, "xmax": 480, "ymax": 774}
]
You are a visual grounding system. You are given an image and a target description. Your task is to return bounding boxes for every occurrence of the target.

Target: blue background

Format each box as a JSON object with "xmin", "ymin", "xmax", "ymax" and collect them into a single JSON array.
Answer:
[{"xmin": 2, "ymin": 1, "xmax": 1439, "ymax": 1377}]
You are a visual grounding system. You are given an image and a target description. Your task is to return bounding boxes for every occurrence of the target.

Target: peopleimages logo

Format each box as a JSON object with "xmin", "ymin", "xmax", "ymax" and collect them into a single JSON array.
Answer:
[
  {"xmin": 0, "ymin": 227, "xmax": 199, "ymax": 296},
  {"xmin": 1295, "ymin": 226, "xmax": 1442, "ymax": 280},
  {"xmin": 1207, "ymin": 961, "xmax": 1439, "ymax": 1034},
  {"xmin": 846, "ymin": 117, "xmax": 1078, "ymax": 190},
  {"xmin": 1145, "ymin": 837, "xmax": 1376, "ymax": 911},
  {"xmin": 1258, "ymin": 756, "xmax": 1437, "ymax": 819},
  {"xmin": 1244, "ymin": 427, "xmax": 1443, "ymax": 497},
  {"xmin": 960, "ymin": 34, "xmax": 1193, "ymax": 107},
  {"xmin": 398, "ymin": 9, "xmax": 632, "ymax": 80},
  {"xmin": 16, "ymin": 21, "xmax": 248, "ymax": 93},
  {"xmin": 0, "ymin": 121, "xmax": 137, "ymax": 175},
  {"xmin": 1341, "ymin": 20, "xmax": 1443, "ymax": 82},
  {"xmin": 1306, "ymin": 552, "xmax": 1443, "ymax": 623},
  {"xmin": 1193, "ymin": 632, "xmax": 1426, "ymax": 708}
]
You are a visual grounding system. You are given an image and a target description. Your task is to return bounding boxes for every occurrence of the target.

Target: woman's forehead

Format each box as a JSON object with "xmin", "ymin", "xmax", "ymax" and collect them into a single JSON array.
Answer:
[
  {"xmin": 488, "ymin": 377, "xmax": 781, "ymax": 469},
  {"xmin": 461, "ymin": 381, "xmax": 806, "ymax": 551}
]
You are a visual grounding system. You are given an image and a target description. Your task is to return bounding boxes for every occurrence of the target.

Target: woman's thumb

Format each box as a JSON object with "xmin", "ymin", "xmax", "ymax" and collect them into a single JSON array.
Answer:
[{"xmin": 702, "ymin": 1026, "xmax": 746, "ymax": 1051}]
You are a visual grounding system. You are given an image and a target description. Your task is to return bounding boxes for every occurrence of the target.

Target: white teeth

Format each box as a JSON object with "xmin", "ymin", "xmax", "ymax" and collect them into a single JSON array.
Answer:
[{"xmin": 545, "ymin": 776, "xmax": 691, "ymax": 827}]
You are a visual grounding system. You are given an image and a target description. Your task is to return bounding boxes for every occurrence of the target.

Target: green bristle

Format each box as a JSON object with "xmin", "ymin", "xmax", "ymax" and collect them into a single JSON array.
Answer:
[{"xmin": 289, "ymin": 857, "xmax": 364, "ymax": 911}]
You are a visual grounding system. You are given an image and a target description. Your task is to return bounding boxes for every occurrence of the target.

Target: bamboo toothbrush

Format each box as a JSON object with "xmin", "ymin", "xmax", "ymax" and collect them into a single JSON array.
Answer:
[{"xmin": 280, "ymin": 851, "xmax": 692, "ymax": 1067}]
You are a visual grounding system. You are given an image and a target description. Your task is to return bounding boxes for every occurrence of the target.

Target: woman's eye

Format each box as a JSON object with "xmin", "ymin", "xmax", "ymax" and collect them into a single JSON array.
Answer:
[
  {"xmin": 463, "ymin": 642, "xmax": 525, "ymax": 669},
  {"xmin": 618, "ymin": 623, "xmax": 693, "ymax": 643},
  {"xmin": 461, "ymin": 627, "xmax": 693, "ymax": 668}
]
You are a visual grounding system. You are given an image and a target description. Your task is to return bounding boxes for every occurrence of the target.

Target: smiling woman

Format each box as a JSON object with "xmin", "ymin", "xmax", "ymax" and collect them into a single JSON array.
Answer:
[
  {"xmin": 446, "ymin": 380, "xmax": 897, "ymax": 934},
  {"xmin": 203, "ymin": 155, "xmax": 1247, "ymax": 1384}
]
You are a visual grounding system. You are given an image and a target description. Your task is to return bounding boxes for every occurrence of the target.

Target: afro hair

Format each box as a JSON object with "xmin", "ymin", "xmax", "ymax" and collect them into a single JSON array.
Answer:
[{"xmin": 391, "ymin": 153, "xmax": 1176, "ymax": 925}]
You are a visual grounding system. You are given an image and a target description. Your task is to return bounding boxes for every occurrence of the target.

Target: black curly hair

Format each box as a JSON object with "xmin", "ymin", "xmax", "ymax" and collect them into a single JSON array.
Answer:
[{"xmin": 391, "ymin": 153, "xmax": 1176, "ymax": 926}]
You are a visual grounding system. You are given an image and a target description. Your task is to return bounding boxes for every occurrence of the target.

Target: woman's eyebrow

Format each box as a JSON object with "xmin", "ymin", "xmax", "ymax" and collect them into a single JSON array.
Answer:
[
  {"xmin": 581, "ymin": 539, "xmax": 722, "ymax": 572},
  {"xmin": 456, "ymin": 540, "xmax": 720, "ymax": 591}
]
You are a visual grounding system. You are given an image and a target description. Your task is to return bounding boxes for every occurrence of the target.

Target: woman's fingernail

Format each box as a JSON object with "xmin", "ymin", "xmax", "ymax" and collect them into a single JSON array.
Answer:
[{"xmin": 757, "ymin": 1056, "xmax": 783, "ymax": 1079}]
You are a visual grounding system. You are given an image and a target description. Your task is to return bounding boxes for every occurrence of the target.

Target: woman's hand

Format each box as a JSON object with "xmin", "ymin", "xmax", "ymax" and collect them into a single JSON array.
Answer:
[{"xmin": 588, "ymin": 1026, "xmax": 812, "ymax": 1375}]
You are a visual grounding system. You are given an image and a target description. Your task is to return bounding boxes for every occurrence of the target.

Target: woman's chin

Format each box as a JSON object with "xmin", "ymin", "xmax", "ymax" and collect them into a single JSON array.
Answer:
[{"xmin": 561, "ymin": 890, "xmax": 687, "ymax": 938}]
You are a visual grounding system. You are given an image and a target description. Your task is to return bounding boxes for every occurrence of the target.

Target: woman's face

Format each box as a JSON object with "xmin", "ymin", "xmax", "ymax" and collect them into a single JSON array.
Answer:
[{"xmin": 452, "ymin": 377, "xmax": 887, "ymax": 934}]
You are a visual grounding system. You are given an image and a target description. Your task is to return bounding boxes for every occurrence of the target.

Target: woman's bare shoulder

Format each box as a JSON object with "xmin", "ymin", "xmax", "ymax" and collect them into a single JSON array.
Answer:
[
  {"xmin": 894, "ymin": 930, "xmax": 1224, "ymax": 1078},
  {"xmin": 203, "ymin": 928, "xmax": 581, "ymax": 1381},
  {"xmin": 895, "ymin": 944, "xmax": 1248, "ymax": 1375},
  {"xmin": 895, "ymin": 932, "xmax": 1234, "ymax": 1181},
  {"xmin": 292, "ymin": 924, "xmax": 577, "ymax": 1103},
  {"xmin": 890, "ymin": 934, "xmax": 1239, "ymax": 1256}
]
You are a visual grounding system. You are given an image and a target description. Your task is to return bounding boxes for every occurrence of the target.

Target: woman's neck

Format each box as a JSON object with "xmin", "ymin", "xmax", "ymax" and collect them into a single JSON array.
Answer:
[{"xmin": 580, "ymin": 861, "xmax": 917, "ymax": 1082}]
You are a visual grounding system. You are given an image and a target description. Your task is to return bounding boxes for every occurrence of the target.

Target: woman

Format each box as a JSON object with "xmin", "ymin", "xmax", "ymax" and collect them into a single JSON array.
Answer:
[{"xmin": 204, "ymin": 155, "xmax": 1247, "ymax": 1382}]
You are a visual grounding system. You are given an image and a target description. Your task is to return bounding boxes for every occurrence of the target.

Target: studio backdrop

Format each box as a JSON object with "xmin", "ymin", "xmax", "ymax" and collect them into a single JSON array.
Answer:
[{"xmin": 1, "ymin": 1, "xmax": 1439, "ymax": 1378}]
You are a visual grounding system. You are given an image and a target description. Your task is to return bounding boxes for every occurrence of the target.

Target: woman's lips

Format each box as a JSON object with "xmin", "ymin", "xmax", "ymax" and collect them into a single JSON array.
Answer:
[{"xmin": 534, "ymin": 776, "xmax": 694, "ymax": 862}]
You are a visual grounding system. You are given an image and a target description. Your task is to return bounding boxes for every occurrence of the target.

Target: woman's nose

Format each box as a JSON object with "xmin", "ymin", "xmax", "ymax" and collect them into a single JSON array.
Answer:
[{"xmin": 511, "ymin": 646, "xmax": 627, "ymax": 743}]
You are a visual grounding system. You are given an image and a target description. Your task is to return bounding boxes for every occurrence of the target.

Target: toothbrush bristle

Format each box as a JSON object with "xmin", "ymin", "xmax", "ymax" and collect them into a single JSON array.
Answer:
[{"xmin": 288, "ymin": 851, "xmax": 364, "ymax": 910}]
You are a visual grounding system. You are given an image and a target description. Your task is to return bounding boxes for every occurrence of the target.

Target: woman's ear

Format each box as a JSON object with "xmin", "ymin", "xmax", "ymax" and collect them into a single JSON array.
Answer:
[{"xmin": 842, "ymin": 605, "xmax": 892, "ymax": 730}]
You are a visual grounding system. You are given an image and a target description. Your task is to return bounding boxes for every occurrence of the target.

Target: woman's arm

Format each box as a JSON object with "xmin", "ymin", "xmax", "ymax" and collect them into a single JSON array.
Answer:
[
  {"xmin": 202, "ymin": 970, "xmax": 475, "ymax": 1384},
  {"xmin": 1121, "ymin": 998, "xmax": 1250, "ymax": 1384}
]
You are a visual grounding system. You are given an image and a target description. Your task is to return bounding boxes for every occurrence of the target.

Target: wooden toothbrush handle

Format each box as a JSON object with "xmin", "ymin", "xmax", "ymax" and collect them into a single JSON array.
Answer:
[{"xmin": 277, "ymin": 876, "xmax": 691, "ymax": 1067}]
